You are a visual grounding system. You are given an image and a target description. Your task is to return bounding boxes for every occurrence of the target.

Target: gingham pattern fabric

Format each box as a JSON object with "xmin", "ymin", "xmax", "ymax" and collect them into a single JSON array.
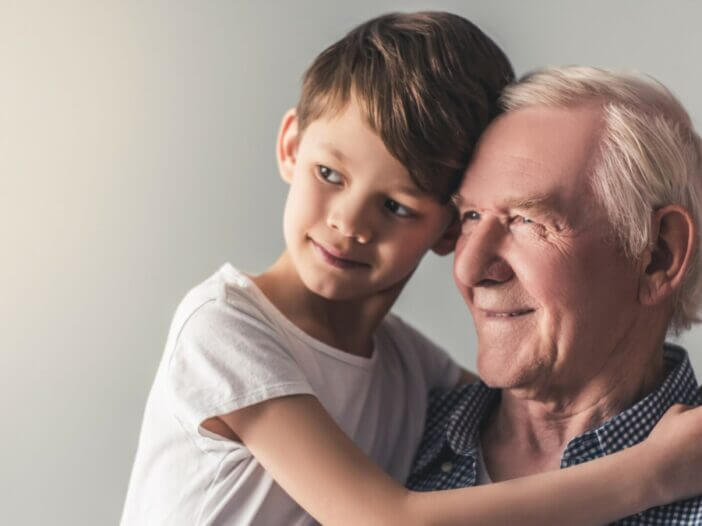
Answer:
[{"xmin": 407, "ymin": 345, "xmax": 702, "ymax": 525}]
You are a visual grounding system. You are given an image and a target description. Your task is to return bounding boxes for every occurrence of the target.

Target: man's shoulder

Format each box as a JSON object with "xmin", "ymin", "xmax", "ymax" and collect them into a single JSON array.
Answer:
[
  {"xmin": 409, "ymin": 383, "xmax": 496, "ymax": 470},
  {"xmin": 428, "ymin": 381, "xmax": 492, "ymax": 412},
  {"xmin": 422, "ymin": 381, "xmax": 491, "ymax": 426}
]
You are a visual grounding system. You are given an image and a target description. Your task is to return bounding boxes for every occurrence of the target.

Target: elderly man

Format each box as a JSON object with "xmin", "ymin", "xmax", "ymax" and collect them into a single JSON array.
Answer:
[{"xmin": 407, "ymin": 67, "xmax": 702, "ymax": 524}]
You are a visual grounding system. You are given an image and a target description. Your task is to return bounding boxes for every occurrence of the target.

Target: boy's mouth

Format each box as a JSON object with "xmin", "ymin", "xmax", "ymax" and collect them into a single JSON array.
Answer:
[{"xmin": 309, "ymin": 238, "xmax": 370, "ymax": 269}]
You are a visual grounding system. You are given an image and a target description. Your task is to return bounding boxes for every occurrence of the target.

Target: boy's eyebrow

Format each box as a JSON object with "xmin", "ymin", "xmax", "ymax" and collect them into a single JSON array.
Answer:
[
  {"xmin": 319, "ymin": 143, "xmax": 350, "ymax": 164},
  {"xmin": 394, "ymin": 183, "xmax": 426, "ymax": 198},
  {"xmin": 318, "ymin": 142, "xmax": 426, "ymax": 198}
]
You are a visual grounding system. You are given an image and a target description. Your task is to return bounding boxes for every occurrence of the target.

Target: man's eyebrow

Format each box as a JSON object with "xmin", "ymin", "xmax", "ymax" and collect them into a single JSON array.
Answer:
[
  {"xmin": 451, "ymin": 192, "xmax": 562, "ymax": 215},
  {"xmin": 451, "ymin": 193, "xmax": 465, "ymax": 209},
  {"xmin": 502, "ymin": 193, "xmax": 558, "ymax": 214}
]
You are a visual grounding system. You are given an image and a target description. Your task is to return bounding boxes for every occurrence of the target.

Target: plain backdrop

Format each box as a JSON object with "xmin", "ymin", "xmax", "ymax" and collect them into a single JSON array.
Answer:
[{"xmin": 3, "ymin": 1, "xmax": 702, "ymax": 524}]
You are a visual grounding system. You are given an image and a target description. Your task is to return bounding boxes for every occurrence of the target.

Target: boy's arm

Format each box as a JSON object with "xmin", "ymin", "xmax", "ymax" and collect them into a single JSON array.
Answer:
[{"xmin": 213, "ymin": 394, "xmax": 702, "ymax": 526}]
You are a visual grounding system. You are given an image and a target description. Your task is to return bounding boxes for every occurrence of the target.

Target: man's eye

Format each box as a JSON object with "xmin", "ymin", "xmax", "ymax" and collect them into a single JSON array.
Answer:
[
  {"xmin": 462, "ymin": 210, "xmax": 481, "ymax": 222},
  {"xmin": 317, "ymin": 165, "xmax": 343, "ymax": 184},
  {"xmin": 385, "ymin": 199, "xmax": 414, "ymax": 218},
  {"xmin": 515, "ymin": 215, "xmax": 536, "ymax": 225},
  {"xmin": 512, "ymin": 215, "xmax": 547, "ymax": 234},
  {"xmin": 459, "ymin": 210, "xmax": 480, "ymax": 234}
]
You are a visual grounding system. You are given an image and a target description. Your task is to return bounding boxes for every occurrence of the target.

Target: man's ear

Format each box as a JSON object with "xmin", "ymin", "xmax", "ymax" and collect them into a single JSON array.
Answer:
[
  {"xmin": 638, "ymin": 205, "xmax": 697, "ymax": 306},
  {"xmin": 432, "ymin": 213, "xmax": 461, "ymax": 256},
  {"xmin": 277, "ymin": 108, "xmax": 299, "ymax": 183}
]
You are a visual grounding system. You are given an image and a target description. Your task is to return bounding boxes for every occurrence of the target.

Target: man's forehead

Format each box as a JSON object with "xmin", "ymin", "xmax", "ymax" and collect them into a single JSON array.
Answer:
[
  {"xmin": 457, "ymin": 152, "xmax": 563, "ymax": 202},
  {"xmin": 476, "ymin": 105, "xmax": 601, "ymax": 165},
  {"xmin": 456, "ymin": 105, "xmax": 602, "ymax": 208}
]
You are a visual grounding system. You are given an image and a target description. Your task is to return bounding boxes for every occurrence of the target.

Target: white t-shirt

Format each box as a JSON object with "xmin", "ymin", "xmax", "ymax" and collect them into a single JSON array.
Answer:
[{"xmin": 121, "ymin": 264, "xmax": 461, "ymax": 525}]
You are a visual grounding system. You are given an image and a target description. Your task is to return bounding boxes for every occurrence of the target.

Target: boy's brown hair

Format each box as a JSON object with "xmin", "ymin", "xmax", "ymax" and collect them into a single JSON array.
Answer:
[{"xmin": 297, "ymin": 11, "xmax": 514, "ymax": 203}]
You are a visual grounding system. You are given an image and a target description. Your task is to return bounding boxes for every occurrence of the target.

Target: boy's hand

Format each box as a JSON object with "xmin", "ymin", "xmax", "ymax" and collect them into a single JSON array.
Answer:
[{"xmin": 644, "ymin": 403, "xmax": 702, "ymax": 505}]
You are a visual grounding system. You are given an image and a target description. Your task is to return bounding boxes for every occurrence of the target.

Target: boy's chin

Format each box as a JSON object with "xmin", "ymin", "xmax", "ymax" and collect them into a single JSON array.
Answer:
[
  {"xmin": 304, "ymin": 280, "xmax": 367, "ymax": 302},
  {"xmin": 301, "ymin": 274, "xmax": 410, "ymax": 303},
  {"xmin": 298, "ymin": 271, "xmax": 369, "ymax": 301}
]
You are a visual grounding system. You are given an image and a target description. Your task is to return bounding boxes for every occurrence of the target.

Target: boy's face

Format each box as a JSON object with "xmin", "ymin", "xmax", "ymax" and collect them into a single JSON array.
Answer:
[{"xmin": 277, "ymin": 98, "xmax": 455, "ymax": 301}]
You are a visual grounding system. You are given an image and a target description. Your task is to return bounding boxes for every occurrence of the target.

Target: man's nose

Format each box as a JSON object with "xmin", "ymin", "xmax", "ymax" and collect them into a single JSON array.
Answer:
[
  {"xmin": 454, "ymin": 219, "xmax": 514, "ymax": 288},
  {"xmin": 326, "ymin": 195, "xmax": 372, "ymax": 244}
]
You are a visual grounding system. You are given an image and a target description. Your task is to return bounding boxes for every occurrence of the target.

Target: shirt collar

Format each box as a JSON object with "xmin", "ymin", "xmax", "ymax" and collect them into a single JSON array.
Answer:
[
  {"xmin": 444, "ymin": 382, "xmax": 498, "ymax": 455},
  {"xmin": 410, "ymin": 383, "xmax": 497, "ymax": 475},
  {"xmin": 563, "ymin": 344, "xmax": 700, "ymax": 463},
  {"xmin": 433, "ymin": 344, "xmax": 699, "ymax": 469}
]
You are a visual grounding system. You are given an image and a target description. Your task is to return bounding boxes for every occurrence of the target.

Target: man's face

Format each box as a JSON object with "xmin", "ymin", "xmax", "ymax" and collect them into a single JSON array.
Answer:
[
  {"xmin": 281, "ymin": 98, "xmax": 454, "ymax": 301},
  {"xmin": 453, "ymin": 105, "xmax": 642, "ymax": 393}
]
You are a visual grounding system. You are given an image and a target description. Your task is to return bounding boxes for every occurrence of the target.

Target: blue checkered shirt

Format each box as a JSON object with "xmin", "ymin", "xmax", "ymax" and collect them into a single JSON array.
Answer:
[{"xmin": 407, "ymin": 345, "xmax": 702, "ymax": 524}]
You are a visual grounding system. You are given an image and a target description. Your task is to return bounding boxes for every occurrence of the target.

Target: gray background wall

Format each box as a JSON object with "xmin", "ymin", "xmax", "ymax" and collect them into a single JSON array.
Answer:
[{"xmin": 3, "ymin": 1, "xmax": 702, "ymax": 524}]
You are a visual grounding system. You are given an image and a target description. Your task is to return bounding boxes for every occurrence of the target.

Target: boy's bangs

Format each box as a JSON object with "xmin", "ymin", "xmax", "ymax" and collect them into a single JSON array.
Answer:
[
  {"xmin": 296, "ymin": 12, "xmax": 515, "ymax": 204},
  {"xmin": 299, "ymin": 79, "xmax": 461, "ymax": 204}
]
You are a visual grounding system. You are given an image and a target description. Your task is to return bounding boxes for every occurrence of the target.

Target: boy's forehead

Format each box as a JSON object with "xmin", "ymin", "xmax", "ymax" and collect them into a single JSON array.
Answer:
[
  {"xmin": 303, "ymin": 104, "xmax": 427, "ymax": 191},
  {"xmin": 316, "ymin": 141, "xmax": 349, "ymax": 164},
  {"xmin": 301, "ymin": 92, "xmax": 459, "ymax": 203}
]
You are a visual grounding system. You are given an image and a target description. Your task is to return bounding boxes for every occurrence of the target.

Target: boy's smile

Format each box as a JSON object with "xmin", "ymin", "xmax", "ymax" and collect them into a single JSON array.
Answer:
[
  {"xmin": 308, "ymin": 237, "xmax": 371, "ymax": 270},
  {"xmin": 276, "ymin": 97, "xmax": 456, "ymax": 301}
]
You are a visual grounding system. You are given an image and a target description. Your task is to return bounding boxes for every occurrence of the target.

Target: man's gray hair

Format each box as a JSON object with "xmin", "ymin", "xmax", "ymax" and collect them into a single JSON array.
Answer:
[{"xmin": 501, "ymin": 66, "xmax": 702, "ymax": 332}]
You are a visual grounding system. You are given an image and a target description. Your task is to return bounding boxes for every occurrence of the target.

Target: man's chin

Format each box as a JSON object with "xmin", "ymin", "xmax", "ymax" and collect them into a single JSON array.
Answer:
[
  {"xmin": 477, "ymin": 357, "xmax": 533, "ymax": 390},
  {"xmin": 476, "ymin": 365, "xmax": 509, "ymax": 388}
]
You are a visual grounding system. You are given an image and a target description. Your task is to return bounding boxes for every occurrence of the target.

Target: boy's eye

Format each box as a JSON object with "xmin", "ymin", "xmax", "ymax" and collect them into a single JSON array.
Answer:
[
  {"xmin": 317, "ymin": 165, "xmax": 343, "ymax": 184},
  {"xmin": 385, "ymin": 198, "xmax": 415, "ymax": 218}
]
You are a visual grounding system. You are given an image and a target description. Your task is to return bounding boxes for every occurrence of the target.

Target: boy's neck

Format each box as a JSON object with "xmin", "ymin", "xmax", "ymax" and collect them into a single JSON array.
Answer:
[{"xmin": 251, "ymin": 251, "xmax": 406, "ymax": 358}]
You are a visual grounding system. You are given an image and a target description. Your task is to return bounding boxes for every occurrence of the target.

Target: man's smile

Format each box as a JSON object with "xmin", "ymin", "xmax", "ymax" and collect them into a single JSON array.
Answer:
[{"xmin": 478, "ymin": 308, "xmax": 535, "ymax": 318}]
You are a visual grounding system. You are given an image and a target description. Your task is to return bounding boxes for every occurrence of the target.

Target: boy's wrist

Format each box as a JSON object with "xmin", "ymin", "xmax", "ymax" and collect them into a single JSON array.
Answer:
[{"xmin": 631, "ymin": 440, "xmax": 672, "ymax": 508}]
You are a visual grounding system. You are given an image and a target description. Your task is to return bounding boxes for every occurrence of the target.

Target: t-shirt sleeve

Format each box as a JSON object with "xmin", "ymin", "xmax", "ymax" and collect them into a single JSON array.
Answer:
[
  {"xmin": 389, "ymin": 315, "xmax": 462, "ymax": 391},
  {"xmin": 166, "ymin": 297, "xmax": 315, "ymax": 436}
]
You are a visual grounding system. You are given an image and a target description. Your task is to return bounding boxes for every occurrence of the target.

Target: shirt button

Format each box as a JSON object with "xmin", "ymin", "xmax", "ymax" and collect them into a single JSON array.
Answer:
[{"xmin": 440, "ymin": 461, "xmax": 453, "ymax": 473}]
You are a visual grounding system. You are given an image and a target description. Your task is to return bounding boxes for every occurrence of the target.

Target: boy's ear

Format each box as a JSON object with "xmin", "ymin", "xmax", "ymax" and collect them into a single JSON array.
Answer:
[
  {"xmin": 638, "ymin": 205, "xmax": 696, "ymax": 306},
  {"xmin": 277, "ymin": 108, "xmax": 299, "ymax": 183},
  {"xmin": 431, "ymin": 213, "xmax": 461, "ymax": 256}
]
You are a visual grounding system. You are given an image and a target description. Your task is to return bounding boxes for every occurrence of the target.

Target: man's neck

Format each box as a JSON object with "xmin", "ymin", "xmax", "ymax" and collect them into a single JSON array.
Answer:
[
  {"xmin": 481, "ymin": 341, "xmax": 668, "ymax": 482},
  {"xmin": 251, "ymin": 251, "xmax": 405, "ymax": 358}
]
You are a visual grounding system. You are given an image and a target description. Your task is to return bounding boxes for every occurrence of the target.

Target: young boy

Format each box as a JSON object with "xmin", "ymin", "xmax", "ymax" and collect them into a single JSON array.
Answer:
[{"xmin": 121, "ymin": 12, "xmax": 702, "ymax": 525}]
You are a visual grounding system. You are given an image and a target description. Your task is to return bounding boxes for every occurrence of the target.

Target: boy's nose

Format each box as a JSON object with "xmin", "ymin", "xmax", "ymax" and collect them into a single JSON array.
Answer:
[{"xmin": 327, "ymin": 202, "xmax": 372, "ymax": 244}]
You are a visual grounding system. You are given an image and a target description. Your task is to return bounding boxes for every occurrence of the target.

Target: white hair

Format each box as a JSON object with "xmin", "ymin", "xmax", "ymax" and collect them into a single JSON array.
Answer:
[{"xmin": 501, "ymin": 66, "xmax": 702, "ymax": 332}]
